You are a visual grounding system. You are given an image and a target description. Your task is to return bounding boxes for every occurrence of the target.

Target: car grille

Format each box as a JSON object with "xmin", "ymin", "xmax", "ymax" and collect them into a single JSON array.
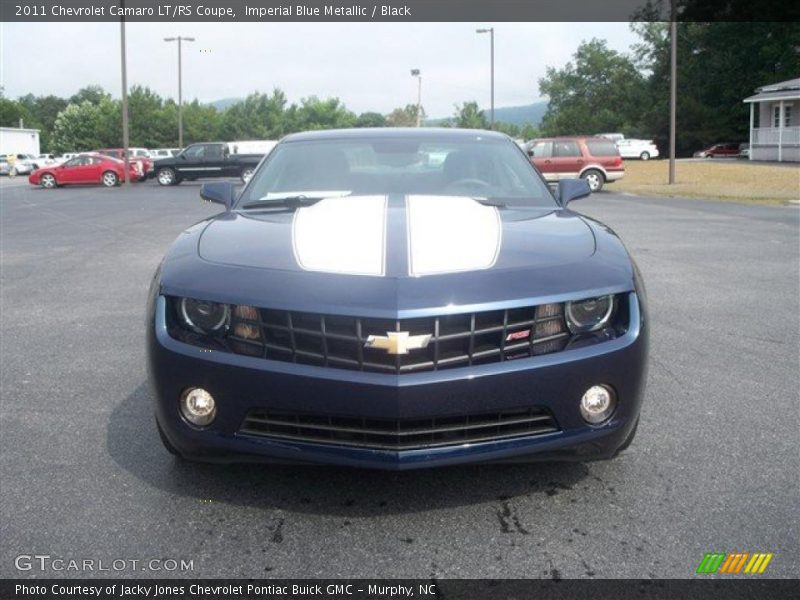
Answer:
[
  {"xmin": 239, "ymin": 407, "xmax": 560, "ymax": 451},
  {"xmin": 215, "ymin": 303, "xmax": 571, "ymax": 374}
]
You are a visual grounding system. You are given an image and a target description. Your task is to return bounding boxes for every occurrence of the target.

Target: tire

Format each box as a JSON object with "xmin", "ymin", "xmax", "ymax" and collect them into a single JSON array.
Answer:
[
  {"xmin": 581, "ymin": 169, "xmax": 604, "ymax": 192},
  {"xmin": 156, "ymin": 419, "xmax": 181, "ymax": 457},
  {"xmin": 241, "ymin": 167, "xmax": 255, "ymax": 184},
  {"xmin": 40, "ymin": 173, "xmax": 57, "ymax": 189},
  {"xmin": 101, "ymin": 170, "xmax": 118, "ymax": 187},
  {"xmin": 157, "ymin": 167, "xmax": 177, "ymax": 186},
  {"xmin": 639, "ymin": 151, "xmax": 650, "ymax": 161}
]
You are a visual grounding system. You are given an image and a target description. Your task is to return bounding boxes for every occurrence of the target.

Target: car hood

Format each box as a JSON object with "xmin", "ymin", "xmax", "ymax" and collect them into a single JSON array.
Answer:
[
  {"xmin": 160, "ymin": 195, "xmax": 634, "ymax": 316},
  {"xmin": 198, "ymin": 195, "xmax": 595, "ymax": 275}
]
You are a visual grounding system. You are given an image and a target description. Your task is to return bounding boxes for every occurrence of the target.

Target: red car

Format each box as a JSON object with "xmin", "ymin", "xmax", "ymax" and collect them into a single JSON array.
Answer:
[
  {"xmin": 28, "ymin": 153, "xmax": 139, "ymax": 188},
  {"xmin": 94, "ymin": 148, "xmax": 151, "ymax": 181},
  {"xmin": 693, "ymin": 143, "xmax": 741, "ymax": 158},
  {"xmin": 526, "ymin": 136, "xmax": 625, "ymax": 192}
]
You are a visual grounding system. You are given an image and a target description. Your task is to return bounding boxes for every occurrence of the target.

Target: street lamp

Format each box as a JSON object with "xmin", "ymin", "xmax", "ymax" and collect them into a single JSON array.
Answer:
[
  {"xmin": 119, "ymin": 13, "xmax": 130, "ymax": 184},
  {"xmin": 476, "ymin": 27, "xmax": 495, "ymax": 129},
  {"xmin": 411, "ymin": 69, "xmax": 422, "ymax": 127},
  {"xmin": 164, "ymin": 36, "xmax": 195, "ymax": 148}
]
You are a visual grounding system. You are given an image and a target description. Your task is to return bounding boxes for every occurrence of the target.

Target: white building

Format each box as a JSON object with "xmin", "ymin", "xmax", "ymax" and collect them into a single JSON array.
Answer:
[
  {"xmin": 743, "ymin": 77, "xmax": 799, "ymax": 162},
  {"xmin": 0, "ymin": 126, "xmax": 41, "ymax": 156}
]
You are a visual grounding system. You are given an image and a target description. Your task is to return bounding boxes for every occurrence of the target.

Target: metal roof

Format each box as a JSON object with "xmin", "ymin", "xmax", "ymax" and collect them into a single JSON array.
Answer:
[{"xmin": 743, "ymin": 77, "xmax": 800, "ymax": 103}]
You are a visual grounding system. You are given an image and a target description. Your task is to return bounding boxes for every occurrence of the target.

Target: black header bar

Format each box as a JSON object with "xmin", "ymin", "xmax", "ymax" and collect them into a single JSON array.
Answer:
[{"xmin": 2, "ymin": 0, "xmax": 798, "ymax": 22}]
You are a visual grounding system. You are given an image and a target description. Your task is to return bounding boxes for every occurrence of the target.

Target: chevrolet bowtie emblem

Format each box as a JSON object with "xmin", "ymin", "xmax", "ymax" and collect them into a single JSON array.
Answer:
[{"xmin": 364, "ymin": 331, "xmax": 432, "ymax": 355}]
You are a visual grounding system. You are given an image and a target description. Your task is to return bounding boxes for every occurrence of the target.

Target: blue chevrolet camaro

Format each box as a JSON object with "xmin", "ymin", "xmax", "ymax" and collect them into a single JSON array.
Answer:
[{"xmin": 146, "ymin": 128, "xmax": 648, "ymax": 469}]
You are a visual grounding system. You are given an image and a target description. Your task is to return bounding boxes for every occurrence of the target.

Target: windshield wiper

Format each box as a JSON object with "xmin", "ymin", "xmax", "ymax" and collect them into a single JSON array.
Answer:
[{"xmin": 240, "ymin": 195, "xmax": 324, "ymax": 210}]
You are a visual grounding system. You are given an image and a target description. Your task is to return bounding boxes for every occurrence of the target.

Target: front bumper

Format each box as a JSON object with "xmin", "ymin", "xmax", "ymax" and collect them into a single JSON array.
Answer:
[{"xmin": 147, "ymin": 293, "xmax": 648, "ymax": 469}]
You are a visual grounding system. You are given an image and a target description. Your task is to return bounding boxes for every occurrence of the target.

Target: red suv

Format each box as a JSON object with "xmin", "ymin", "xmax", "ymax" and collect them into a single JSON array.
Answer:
[{"xmin": 526, "ymin": 136, "xmax": 624, "ymax": 192}]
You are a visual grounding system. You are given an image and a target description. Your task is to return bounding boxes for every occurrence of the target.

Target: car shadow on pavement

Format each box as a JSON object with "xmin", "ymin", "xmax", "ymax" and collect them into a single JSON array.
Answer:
[{"xmin": 107, "ymin": 383, "xmax": 591, "ymax": 517}]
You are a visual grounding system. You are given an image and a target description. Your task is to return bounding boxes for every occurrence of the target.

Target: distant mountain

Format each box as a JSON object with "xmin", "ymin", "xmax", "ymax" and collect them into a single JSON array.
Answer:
[
  {"xmin": 210, "ymin": 98, "xmax": 243, "ymax": 111},
  {"xmin": 492, "ymin": 102, "xmax": 548, "ymax": 126},
  {"xmin": 427, "ymin": 101, "xmax": 548, "ymax": 127}
]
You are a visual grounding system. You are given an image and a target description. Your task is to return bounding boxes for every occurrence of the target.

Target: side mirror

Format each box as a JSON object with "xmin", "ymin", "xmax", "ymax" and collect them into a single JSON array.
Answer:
[
  {"xmin": 557, "ymin": 178, "xmax": 592, "ymax": 206},
  {"xmin": 526, "ymin": 149, "xmax": 534, "ymax": 157},
  {"xmin": 200, "ymin": 182, "xmax": 235, "ymax": 211}
]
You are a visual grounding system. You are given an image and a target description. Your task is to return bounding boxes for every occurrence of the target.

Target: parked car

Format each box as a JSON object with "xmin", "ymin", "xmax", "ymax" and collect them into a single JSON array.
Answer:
[
  {"xmin": 228, "ymin": 140, "xmax": 278, "ymax": 156},
  {"xmin": 738, "ymin": 143, "xmax": 750, "ymax": 159},
  {"xmin": 146, "ymin": 128, "xmax": 648, "ymax": 468},
  {"xmin": 151, "ymin": 142, "xmax": 264, "ymax": 185},
  {"xmin": 36, "ymin": 153, "xmax": 58, "ymax": 165},
  {"xmin": 616, "ymin": 139, "xmax": 659, "ymax": 160},
  {"xmin": 94, "ymin": 148, "xmax": 151, "ymax": 181},
  {"xmin": 0, "ymin": 153, "xmax": 41, "ymax": 175},
  {"xmin": 526, "ymin": 136, "xmax": 624, "ymax": 192},
  {"xmin": 693, "ymin": 143, "xmax": 741, "ymax": 158},
  {"xmin": 28, "ymin": 152, "xmax": 139, "ymax": 188},
  {"xmin": 150, "ymin": 148, "xmax": 181, "ymax": 159},
  {"xmin": 597, "ymin": 132, "xmax": 625, "ymax": 142}
]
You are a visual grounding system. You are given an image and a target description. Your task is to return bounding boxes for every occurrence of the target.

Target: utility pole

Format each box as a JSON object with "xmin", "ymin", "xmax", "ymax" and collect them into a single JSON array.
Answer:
[
  {"xmin": 411, "ymin": 69, "xmax": 422, "ymax": 127},
  {"xmin": 119, "ymin": 10, "xmax": 130, "ymax": 184},
  {"xmin": 668, "ymin": 3, "xmax": 677, "ymax": 184},
  {"xmin": 476, "ymin": 27, "xmax": 495, "ymax": 129},
  {"xmin": 164, "ymin": 36, "xmax": 195, "ymax": 148}
]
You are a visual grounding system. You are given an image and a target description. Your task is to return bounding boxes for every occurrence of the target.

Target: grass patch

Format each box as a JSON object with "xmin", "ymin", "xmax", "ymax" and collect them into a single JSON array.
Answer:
[{"xmin": 613, "ymin": 160, "xmax": 799, "ymax": 205}]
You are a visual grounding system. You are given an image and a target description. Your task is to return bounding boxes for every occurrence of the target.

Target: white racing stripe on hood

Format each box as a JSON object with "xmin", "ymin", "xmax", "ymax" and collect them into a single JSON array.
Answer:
[
  {"xmin": 292, "ymin": 195, "xmax": 387, "ymax": 276},
  {"xmin": 407, "ymin": 195, "xmax": 502, "ymax": 277}
]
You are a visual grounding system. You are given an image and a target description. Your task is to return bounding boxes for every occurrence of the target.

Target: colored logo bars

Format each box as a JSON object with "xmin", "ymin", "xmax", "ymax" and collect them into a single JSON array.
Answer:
[{"xmin": 696, "ymin": 552, "xmax": 774, "ymax": 574}]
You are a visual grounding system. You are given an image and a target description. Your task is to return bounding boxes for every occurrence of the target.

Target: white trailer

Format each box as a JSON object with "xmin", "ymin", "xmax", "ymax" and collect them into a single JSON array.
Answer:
[{"xmin": 0, "ymin": 127, "xmax": 41, "ymax": 156}]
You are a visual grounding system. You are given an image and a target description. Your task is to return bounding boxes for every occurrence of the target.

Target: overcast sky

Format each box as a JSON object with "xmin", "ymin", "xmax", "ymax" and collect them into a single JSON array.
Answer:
[{"xmin": 1, "ymin": 22, "xmax": 638, "ymax": 117}]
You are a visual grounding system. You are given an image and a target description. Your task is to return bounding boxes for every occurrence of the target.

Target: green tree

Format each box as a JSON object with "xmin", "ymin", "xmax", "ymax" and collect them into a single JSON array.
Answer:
[
  {"xmin": 632, "ymin": 21, "xmax": 800, "ymax": 155},
  {"xmin": 69, "ymin": 85, "xmax": 111, "ymax": 106},
  {"xmin": 538, "ymin": 39, "xmax": 646, "ymax": 137},
  {"xmin": 50, "ymin": 98, "xmax": 119, "ymax": 152},
  {"xmin": 386, "ymin": 104, "xmax": 423, "ymax": 127},
  {"xmin": 219, "ymin": 90, "xmax": 288, "ymax": 140},
  {"xmin": 16, "ymin": 94, "xmax": 68, "ymax": 151},
  {"xmin": 354, "ymin": 112, "xmax": 387, "ymax": 128},
  {"xmin": 453, "ymin": 101, "xmax": 489, "ymax": 129},
  {"xmin": 289, "ymin": 96, "xmax": 356, "ymax": 131}
]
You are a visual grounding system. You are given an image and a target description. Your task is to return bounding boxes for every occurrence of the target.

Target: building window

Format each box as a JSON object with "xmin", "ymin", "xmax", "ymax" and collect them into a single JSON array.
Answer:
[
  {"xmin": 773, "ymin": 105, "xmax": 780, "ymax": 127},
  {"xmin": 785, "ymin": 105, "xmax": 793, "ymax": 127}
]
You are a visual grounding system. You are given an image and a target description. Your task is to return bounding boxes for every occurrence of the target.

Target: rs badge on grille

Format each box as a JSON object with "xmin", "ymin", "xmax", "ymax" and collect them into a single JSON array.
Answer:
[{"xmin": 364, "ymin": 331, "xmax": 432, "ymax": 355}]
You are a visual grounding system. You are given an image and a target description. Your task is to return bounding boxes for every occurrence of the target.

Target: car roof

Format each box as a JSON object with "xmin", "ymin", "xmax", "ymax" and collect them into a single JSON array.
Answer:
[{"xmin": 281, "ymin": 127, "xmax": 511, "ymax": 143}]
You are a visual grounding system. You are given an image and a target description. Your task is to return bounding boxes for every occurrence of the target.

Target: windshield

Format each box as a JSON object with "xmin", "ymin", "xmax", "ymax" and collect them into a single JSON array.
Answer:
[{"xmin": 239, "ymin": 136, "xmax": 555, "ymax": 209}]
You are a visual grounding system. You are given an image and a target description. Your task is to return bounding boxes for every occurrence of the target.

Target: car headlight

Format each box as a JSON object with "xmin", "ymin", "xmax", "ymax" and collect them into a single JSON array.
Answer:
[
  {"xmin": 565, "ymin": 295, "xmax": 615, "ymax": 333},
  {"xmin": 179, "ymin": 298, "xmax": 230, "ymax": 334}
]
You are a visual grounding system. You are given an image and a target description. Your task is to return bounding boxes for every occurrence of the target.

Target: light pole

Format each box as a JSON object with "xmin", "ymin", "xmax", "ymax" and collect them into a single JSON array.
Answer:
[
  {"xmin": 476, "ymin": 27, "xmax": 495, "ymax": 129},
  {"xmin": 668, "ymin": 6, "xmax": 677, "ymax": 184},
  {"xmin": 411, "ymin": 69, "xmax": 422, "ymax": 127},
  {"xmin": 119, "ymin": 12, "xmax": 130, "ymax": 184},
  {"xmin": 164, "ymin": 36, "xmax": 195, "ymax": 148}
]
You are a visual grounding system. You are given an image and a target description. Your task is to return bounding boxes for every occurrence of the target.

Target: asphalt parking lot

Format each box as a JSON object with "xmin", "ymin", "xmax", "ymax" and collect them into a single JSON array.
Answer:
[{"xmin": 1, "ymin": 177, "xmax": 798, "ymax": 579}]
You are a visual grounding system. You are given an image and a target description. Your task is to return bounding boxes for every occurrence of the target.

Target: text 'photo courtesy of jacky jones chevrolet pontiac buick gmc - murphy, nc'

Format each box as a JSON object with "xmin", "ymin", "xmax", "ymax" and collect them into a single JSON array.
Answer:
[{"xmin": 146, "ymin": 128, "xmax": 648, "ymax": 470}]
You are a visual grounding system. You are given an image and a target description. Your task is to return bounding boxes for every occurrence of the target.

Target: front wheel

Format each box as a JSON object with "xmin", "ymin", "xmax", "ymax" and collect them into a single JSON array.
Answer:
[
  {"xmin": 102, "ymin": 171, "xmax": 118, "ymax": 187},
  {"xmin": 40, "ymin": 173, "xmax": 57, "ymax": 189},
  {"xmin": 241, "ymin": 167, "xmax": 254, "ymax": 184},
  {"xmin": 581, "ymin": 169, "xmax": 604, "ymax": 192},
  {"xmin": 639, "ymin": 151, "xmax": 650, "ymax": 161},
  {"xmin": 157, "ymin": 167, "xmax": 177, "ymax": 186}
]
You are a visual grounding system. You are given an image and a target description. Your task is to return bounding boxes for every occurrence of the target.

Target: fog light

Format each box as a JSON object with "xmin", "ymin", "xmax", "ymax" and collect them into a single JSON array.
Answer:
[
  {"xmin": 580, "ymin": 385, "xmax": 616, "ymax": 424},
  {"xmin": 179, "ymin": 387, "xmax": 216, "ymax": 427}
]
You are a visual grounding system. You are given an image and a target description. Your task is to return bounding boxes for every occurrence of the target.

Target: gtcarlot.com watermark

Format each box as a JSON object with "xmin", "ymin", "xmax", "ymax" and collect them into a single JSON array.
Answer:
[{"xmin": 14, "ymin": 554, "xmax": 194, "ymax": 573}]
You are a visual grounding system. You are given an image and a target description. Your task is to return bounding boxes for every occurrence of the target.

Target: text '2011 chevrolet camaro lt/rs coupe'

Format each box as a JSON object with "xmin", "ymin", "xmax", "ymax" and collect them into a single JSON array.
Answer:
[{"xmin": 146, "ymin": 128, "xmax": 648, "ymax": 469}]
